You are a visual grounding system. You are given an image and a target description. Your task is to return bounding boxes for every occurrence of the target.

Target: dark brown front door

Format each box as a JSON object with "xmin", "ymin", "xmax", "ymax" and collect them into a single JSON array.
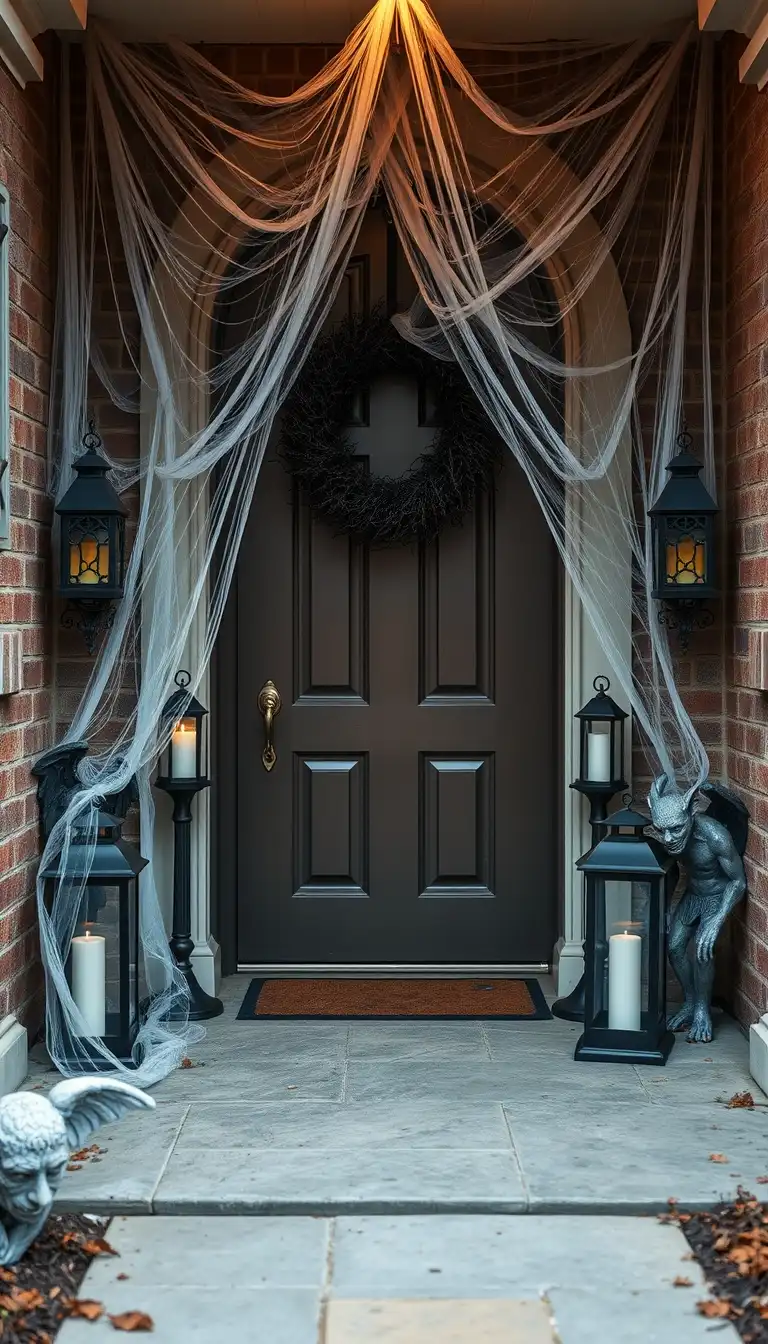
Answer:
[{"xmin": 219, "ymin": 209, "xmax": 559, "ymax": 968}]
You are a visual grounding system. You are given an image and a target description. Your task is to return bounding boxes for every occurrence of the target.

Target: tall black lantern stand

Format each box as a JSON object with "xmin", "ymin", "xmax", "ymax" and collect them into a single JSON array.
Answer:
[
  {"xmin": 649, "ymin": 425, "xmax": 718, "ymax": 653},
  {"xmin": 552, "ymin": 676, "xmax": 627, "ymax": 1022},
  {"xmin": 156, "ymin": 671, "xmax": 223, "ymax": 1021},
  {"xmin": 54, "ymin": 422, "xmax": 128, "ymax": 655},
  {"xmin": 575, "ymin": 798, "xmax": 675, "ymax": 1066},
  {"xmin": 40, "ymin": 811, "xmax": 145, "ymax": 1069}
]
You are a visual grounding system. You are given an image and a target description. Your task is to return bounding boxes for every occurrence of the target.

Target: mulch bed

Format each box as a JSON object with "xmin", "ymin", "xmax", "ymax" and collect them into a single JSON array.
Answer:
[
  {"xmin": 0, "ymin": 1214, "xmax": 109, "ymax": 1342},
  {"xmin": 664, "ymin": 1190, "xmax": 768, "ymax": 1342}
]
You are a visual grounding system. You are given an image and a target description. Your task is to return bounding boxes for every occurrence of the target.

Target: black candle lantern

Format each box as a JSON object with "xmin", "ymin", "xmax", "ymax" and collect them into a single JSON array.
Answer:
[
  {"xmin": 158, "ymin": 670, "xmax": 208, "ymax": 785},
  {"xmin": 573, "ymin": 676, "xmax": 627, "ymax": 799},
  {"xmin": 649, "ymin": 425, "xmax": 718, "ymax": 652},
  {"xmin": 55, "ymin": 422, "xmax": 128, "ymax": 655},
  {"xmin": 156, "ymin": 671, "xmax": 222, "ymax": 1021},
  {"xmin": 40, "ymin": 811, "xmax": 145, "ymax": 1069},
  {"xmin": 552, "ymin": 674, "xmax": 627, "ymax": 1023},
  {"xmin": 575, "ymin": 797, "xmax": 675, "ymax": 1066}
]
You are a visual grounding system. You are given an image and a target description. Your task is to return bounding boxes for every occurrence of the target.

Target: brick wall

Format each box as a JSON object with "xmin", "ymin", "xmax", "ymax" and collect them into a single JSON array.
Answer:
[
  {"xmin": 724, "ymin": 37, "xmax": 768, "ymax": 1027},
  {"xmin": 0, "ymin": 42, "xmax": 57, "ymax": 1032}
]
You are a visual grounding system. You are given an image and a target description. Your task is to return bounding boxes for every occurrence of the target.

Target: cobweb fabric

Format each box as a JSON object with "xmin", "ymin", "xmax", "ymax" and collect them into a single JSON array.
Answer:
[{"xmin": 42, "ymin": 0, "xmax": 714, "ymax": 1081}]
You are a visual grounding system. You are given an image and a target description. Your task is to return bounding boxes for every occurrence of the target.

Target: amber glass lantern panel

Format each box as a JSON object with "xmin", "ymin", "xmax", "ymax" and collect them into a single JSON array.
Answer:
[
  {"xmin": 666, "ymin": 533, "xmax": 706, "ymax": 587},
  {"xmin": 68, "ymin": 516, "xmax": 111, "ymax": 587}
]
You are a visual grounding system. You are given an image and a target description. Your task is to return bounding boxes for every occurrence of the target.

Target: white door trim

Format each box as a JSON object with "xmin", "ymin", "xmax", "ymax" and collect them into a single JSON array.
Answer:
[{"xmin": 141, "ymin": 91, "xmax": 633, "ymax": 991}]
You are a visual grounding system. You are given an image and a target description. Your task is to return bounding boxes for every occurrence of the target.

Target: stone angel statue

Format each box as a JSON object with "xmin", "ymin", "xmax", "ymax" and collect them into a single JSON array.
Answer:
[
  {"xmin": 0, "ymin": 1078, "xmax": 154, "ymax": 1264},
  {"xmin": 648, "ymin": 773, "xmax": 748, "ymax": 1044}
]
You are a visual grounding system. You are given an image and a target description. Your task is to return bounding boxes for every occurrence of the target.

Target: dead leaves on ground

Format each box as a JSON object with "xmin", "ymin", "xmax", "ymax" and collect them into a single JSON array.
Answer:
[
  {"xmin": 697, "ymin": 1298, "xmax": 737, "ymax": 1318},
  {"xmin": 709, "ymin": 1153, "xmax": 729, "ymax": 1163},
  {"xmin": 672, "ymin": 1275, "xmax": 693, "ymax": 1287},
  {"xmin": 109, "ymin": 1311, "xmax": 154, "ymax": 1332},
  {"xmin": 61, "ymin": 1299, "xmax": 154, "ymax": 1331},
  {"xmin": 727, "ymin": 1091, "xmax": 756, "ymax": 1109}
]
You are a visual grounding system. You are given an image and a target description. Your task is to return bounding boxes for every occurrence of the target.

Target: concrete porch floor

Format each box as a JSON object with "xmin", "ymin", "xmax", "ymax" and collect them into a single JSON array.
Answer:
[{"xmin": 24, "ymin": 974, "xmax": 768, "ymax": 1216}]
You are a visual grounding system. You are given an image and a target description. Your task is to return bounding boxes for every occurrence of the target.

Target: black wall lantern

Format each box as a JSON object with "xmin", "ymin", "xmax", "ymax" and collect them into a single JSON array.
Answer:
[
  {"xmin": 552, "ymin": 675, "xmax": 627, "ymax": 1023},
  {"xmin": 55, "ymin": 422, "xmax": 127, "ymax": 654},
  {"xmin": 575, "ymin": 797, "xmax": 675, "ymax": 1066},
  {"xmin": 649, "ymin": 425, "xmax": 718, "ymax": 653},
  {"xmin": 156, "ymin": 671, "xmax": 223, "ymax": 1021},
  {"xmin": 40, "ymin": 811, "xmax": 145, "ymax": 1069}
]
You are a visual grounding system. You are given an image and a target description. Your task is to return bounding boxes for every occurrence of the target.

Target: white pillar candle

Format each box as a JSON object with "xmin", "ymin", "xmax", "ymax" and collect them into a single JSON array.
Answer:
[
  {"xmin": 586, "ymin": 731, "xmax": 611, "ymax": 782},
  {"xmin": 71, "ymin": 929, "xmax": 106, "ymax": 1036},
  {"xmin": 608, "ymin": 930, "xmax": 642, "ymax": 1031},
  {"xmin": 171, "ymin": 721, "xmax": 197, "ymax": 778}
]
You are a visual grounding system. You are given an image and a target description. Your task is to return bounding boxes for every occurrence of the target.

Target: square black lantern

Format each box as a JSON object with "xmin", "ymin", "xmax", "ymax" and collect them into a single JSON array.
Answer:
[
  {"xmin": 649, "ymin": 426, "xmax": 718, "ymax": 651},
  {"xmin": 55, "ymin": 422, "xmax": 128, "ymax": 654},
  {"xmin": 40, "ymin": 811, "xmax": 145, "ymax": 1069},
  {"xmin": 573, "ymin": 676, "xmax": 627, "ymax": 799},
  {"xmin": 575, "ymin": 797, "xmax": 675, "ymax": 1066},
  {"xmin": 156, "ymin": 670, "xmax": 208, "ymax": 787}
]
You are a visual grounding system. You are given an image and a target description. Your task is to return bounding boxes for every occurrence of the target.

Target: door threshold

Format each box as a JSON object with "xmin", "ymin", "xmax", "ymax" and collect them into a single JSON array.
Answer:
[{"xmin": 236, "ymin": 963, "xmax": 550, "ymax": 977}]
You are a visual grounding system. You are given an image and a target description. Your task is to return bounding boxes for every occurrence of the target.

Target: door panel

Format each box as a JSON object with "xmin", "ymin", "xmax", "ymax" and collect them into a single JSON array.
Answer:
[{"xmin": 221, "ymin": 205, "xmax": 560, "ymax": 967}]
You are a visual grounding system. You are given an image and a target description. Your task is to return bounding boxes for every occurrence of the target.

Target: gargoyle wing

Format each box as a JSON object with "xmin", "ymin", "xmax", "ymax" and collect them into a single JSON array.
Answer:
[
  {"xmin": 700, "ymin": 780, "xmax": 750, "ymax": 857},
  {"xmin": 48, "ymin": 1077, "xmax": 155, "ymax": 1150},
  {"xmin": 31, "ymin": 742, "xmax": 89, "ymax": 839}
]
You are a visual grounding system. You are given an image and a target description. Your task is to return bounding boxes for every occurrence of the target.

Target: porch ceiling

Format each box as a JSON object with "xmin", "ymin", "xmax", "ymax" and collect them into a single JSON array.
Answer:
[{"xmin": 86, "ymin": 0, "xmax": 696, "ymax": 44}]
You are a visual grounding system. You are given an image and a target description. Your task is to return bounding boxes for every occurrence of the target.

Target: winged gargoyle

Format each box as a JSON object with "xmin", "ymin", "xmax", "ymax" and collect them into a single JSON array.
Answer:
[
  {"xmin": 0, "ymin": 1078, "xmax": 154, "ymax": 1264},
  {"xmin": 647, "ymin": 774, "xmax": 748, "ymax": 1044},
  {"xmin": 32, "ymin": 743, "xmax": 139, "ymax": 839}
]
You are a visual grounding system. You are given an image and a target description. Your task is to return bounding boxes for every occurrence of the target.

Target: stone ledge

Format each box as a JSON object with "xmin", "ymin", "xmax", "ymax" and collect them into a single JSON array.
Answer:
[{"xmin": 0, "ymin": 627, "xmax": 23, "ymax": 695}]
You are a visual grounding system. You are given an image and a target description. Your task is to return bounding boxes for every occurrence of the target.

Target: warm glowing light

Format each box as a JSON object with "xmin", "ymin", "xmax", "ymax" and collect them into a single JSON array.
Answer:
[
  {"xmin": 666, "ymin": 536, "xmax": 705, "ymax": 585},
  {"xmin": 70, "ymin": 537, "xmax": 109, "ymax": 585}
]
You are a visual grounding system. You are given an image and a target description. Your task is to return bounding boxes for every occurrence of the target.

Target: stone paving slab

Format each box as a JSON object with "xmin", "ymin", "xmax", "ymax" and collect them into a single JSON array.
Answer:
[
  {"xmin": 56, "ymin": 1215, "xmax": 741, "ymax": 1344},
  {"xmin": 323, "ymin": 1298, "xmax": 555, "ymax": 1343},
  {"xmin": 153, "ymin": 1146, "xmax": 528, "ymax": 1214},
  {"xmin": 171, "ymin": 1100, "xmax": 513, "ymax": 1150},
  {"xmin": 504, "ymin": 1100, "xmax": 768, "ymax": 1213},
  {"xmin": 343, "ymin": 1058, "xmax": 652, "ymax": 1104},
  {"xmin": 329, "ymin": 1214, "xmax": 706, "ymax": 1295},
  {"xmin": 52, "ymin": 1104, "xmax": 188, "ymax": 1215}
]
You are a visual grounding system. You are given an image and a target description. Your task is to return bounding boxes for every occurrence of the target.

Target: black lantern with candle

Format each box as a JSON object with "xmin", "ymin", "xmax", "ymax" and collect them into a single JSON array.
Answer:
[
  {"xmin": 156, "ymin": 670, "xmax": 222, "ymax": 1021},
  {"xmin": 55, "ymin": 423, "xmax": 128, "ymax": 655},
  {"xmin": 552, "ymin": 674, "xmax": 628, "ymax": 1023},
  {"xmin": 40, "ymin": 811, "xmax": 145, "ymax": 1069},
  {"xmin": 573, "ymin": 676, "xmax": 627, "ymax": 800},
  {"xmin": 649, "ymin": 424, "xmax": 718, "ymax": 652},
  {"xmin": 575, "ymin": 797, "xmax": 675, "ymax": 1065}
]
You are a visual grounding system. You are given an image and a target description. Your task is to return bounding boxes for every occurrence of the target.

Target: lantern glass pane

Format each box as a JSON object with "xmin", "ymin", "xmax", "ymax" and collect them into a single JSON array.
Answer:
[
  {"xmin": 585, "ymin": 725, "xmax": 611, "ymax": 782},
  {"xmin": 170, "ymin": 716, "xmax": 198, "ymax": 779},
  {"xmin": 68, "ymin": 516, "xmax": 111, "ymax": 587},
  {"xmin": 589, "ymin": 877, "xmax": 650, "ymax": 1032},
  {"xmin": 666, "ymin": 534, "xmax": 706, "ymax": 586}
]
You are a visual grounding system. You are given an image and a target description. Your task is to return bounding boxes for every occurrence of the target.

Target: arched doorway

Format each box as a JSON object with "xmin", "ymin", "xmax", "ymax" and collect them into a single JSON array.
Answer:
[{"xmin": 213, "ymin": 204, "xmax": 562, "ymax": 971}]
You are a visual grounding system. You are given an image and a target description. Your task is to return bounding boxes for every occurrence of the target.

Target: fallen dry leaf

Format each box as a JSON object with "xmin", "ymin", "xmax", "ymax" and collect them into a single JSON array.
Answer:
[
  {"xmin": 709, "ymin": 1153, "xmax": 729, "ymax": 1163},
  {"xmin": 0, "ymin": 1293, "xmax": 22, "ymax": 1313},
  {"xmin": 673, "ymin": 1275, "xmax": 693, "ymax": 1287},
  {"xmin": 696, "ymin": 1299, "xmax": 734, "ymax": 1318},
  {"xmin": 180, "ymin": 1057, "xmax": 194, "ymax": 1069},
  {"xmin": 727, "ymin": 1091, "xmax": 755, "ymax": 1109},
  {"xmin": 108, "ymin": 1310, "xmax": 154, "ymax": 1332},
  {"xmin": 82, "ymin": 1238, "xmax": 118, "ymax": 1257},
  {"xmin": 64, "ymin": 1299, "xmax": 105, "ymax": 1321},
  {"xmin": 65, "ymin": 1163, "xmax": 82, "ymax": 1172},
  {"xmin": 13, "ymin": 1290, "xmax": 45, "ymax": 1311},
  {"xmin": 117, "ymin": 1274, "xmax": 129, "ymax": 1282},
  {"xmin": 49, "ymin": 1287, "xmax": 60, "ymax": 1300}
]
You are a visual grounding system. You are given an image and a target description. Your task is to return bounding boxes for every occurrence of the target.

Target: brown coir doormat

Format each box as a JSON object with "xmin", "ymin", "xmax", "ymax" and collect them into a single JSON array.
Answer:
[{"xmin": 236, "ymin": 978, "xmax": 551, "ymax": 1020}]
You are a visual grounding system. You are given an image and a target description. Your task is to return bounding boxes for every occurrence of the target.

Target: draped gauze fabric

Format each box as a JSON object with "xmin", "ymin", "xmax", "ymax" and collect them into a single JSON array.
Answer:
[{"xmin": 43, "ymin": 0, "xmax": 714, "ymax": 1080}]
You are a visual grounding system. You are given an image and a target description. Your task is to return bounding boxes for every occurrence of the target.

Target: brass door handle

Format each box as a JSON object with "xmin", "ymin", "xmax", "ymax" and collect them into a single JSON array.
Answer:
[{"xmin": 257, "ymin": 679, "xmax": 282, "ymax": 771}]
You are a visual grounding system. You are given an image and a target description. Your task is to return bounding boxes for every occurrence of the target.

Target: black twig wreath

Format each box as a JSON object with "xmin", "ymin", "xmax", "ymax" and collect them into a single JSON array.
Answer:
[{"xmin": 279, "ymin": 313, "xmax": 500, "ymax": 546}]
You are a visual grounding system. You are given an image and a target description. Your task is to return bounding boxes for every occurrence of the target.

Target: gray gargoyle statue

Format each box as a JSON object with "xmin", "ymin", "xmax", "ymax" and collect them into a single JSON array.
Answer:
[
  {"xmin": 647, "ymin": 773, "xmax": 748, "ymax": 1044},
  {"xmin": 0, "ymin": 1078, "xmax": 154, "ymax": 1265}
]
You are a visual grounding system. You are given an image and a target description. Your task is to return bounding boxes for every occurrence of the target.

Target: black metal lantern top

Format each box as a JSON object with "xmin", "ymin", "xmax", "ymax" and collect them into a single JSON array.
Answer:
[
  {"xmin": 39, "ymin": 810, "xmax": 148, "ymax": 882},
  {"xmin": 573, "ymin": 675, "xmax": 628, "ymax": 795},
  {"xmin": 649, "ymin": 427, "xmax": 718, "ymax": 603},
  {"xmin": 55, "ymin": 423, "xmax": 128, "ymax": 602},
  {"xmin": 577, "ymin": 797, "xmax": 673, "ymax": 879},
  {"xmin": 157, "ymin": 670, "xmax": 209, "ymax": 787}
]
